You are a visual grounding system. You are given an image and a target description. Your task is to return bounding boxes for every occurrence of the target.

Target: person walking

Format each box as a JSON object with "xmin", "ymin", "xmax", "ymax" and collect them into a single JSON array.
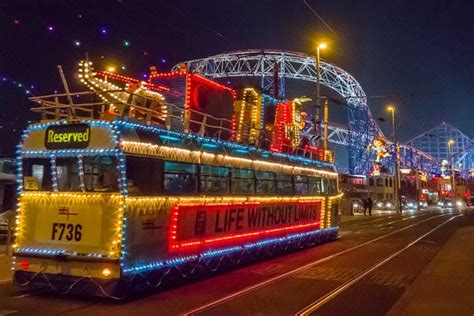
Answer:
[
  {"xmin": 363, "ymin": 198, "xmax": 368, "ymax": 216},
  {"xmin": 367, "ymin": 196, "xmax": 373, "ymax": 216}
]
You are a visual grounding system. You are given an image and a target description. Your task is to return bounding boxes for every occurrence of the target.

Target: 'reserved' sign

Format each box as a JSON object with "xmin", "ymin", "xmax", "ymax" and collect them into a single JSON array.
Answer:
[{"xmin": 44, "ymin": 124, "xmax": 90, "ymax": 149}]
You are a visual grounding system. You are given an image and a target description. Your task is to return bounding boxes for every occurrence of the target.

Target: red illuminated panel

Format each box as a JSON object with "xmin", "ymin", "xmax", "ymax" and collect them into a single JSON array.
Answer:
[
  {"xmin": 185, "ymin": 74, "xmax": 236, "ymax": 138},
  {"xmin": 271, "ymin": 101, "xmax": 293, "ymax": 153},
  {"xmin": 168, "ymin": 200, "xmax": 323, "ymax": 253}
]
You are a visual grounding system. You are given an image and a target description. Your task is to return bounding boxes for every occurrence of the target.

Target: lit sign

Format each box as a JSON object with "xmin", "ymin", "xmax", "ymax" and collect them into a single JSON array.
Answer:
[{"xmin": 44, "ymin": 124, "xmax": 90, "ymax": 149}]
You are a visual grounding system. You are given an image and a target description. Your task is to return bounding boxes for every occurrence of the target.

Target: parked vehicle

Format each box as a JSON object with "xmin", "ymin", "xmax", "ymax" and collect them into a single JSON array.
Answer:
[
  {"xmin": 375, "ymin": 200, "xmax": 395, "ymax": 210},
  {"xmin": 419, "ymin": 200, "xmax": 428, "ymax": 209},
  {"xmin": 403, "ymin": 200, "xmax": 418, "ymax": 210},
  {"xmin": 437, "ymin": 199, "xmax": 454, "ymax": 208},
  {"xmin": 351, "ymin": 198, "xmax": 365, "ymax": 213}
]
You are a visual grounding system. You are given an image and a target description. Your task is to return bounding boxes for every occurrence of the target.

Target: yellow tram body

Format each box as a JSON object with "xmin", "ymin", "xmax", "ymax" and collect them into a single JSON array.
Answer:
[{"xmin": 13, "ymin": 120, "xmax": 341, "ymax": 296}]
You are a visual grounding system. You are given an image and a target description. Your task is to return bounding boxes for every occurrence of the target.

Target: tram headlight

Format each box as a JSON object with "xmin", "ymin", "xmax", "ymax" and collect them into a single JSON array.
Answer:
[
  {"xmin": 101, "ymin": 266, "xmax": 112, "ymax": 278},
  {"xmin": 456, "ymin": 200, "xmax": 463, "ymax": 207}
]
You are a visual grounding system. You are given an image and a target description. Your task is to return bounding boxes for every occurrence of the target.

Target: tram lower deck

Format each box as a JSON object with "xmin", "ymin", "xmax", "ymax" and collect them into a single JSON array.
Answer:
[{"xmin": 13, "ymin": 120, "xmax": 342, "ymax": 297}]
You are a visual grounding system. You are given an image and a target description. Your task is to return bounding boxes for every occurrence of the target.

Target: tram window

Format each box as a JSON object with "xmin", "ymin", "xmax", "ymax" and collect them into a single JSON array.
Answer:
[
  {"xmin": 320, "ymin": 178, "xmax": 327, "ymax": 194},
  {"xmin": 164, "ymin": 161, "xmax": 197, "ymax": 194},
  {"xmin": 56, "ymin": 158, "xmax": 81, "ymax": 191},
  {"xmin": 200, "ymin": 165, "xmax": 229, "ymax": 194},
  {"xmin": 295, "ymin": 175, "xmax": 309, "ymax": 195},
  {"xmin": 83, "ymin": 156, "xmax": 119, "ymax": 192},
  {"xmin": 308, "ymin": 177, "xmax": 322, "ymax": 195},
  {"xmin": 231, "ymin": 168, "xmax": 254, "ymax": 195},
  {"xmin": 276, "ymin": 174, "xmax": 293, "ymax": 195},
  {"xmin": 256, "ymin": 171, "xmax": 276, "ymax": 194},
  {"xmin": 22, "ymin": 158, "xmax": 52, "ymax": 191},
  {"xmin": 328, "ymin": 179, "xmax": 338, "ymax": 195},
  {"xmin": 126, "ymin": 156, "xmax": 163, "ymax": 195}
]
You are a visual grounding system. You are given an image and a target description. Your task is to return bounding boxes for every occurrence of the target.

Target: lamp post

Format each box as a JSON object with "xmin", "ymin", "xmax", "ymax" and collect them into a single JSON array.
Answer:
[
  {"xmin": 448, "ymin": 139, "xmax": 456, "ymax": 199},
  {"xmin": 315, "ymin": 42, "xmax": 327, "ymax": 149},
  {"xmin": 387, "ymin": 105, "xmax": 402, "ymax": 213}
]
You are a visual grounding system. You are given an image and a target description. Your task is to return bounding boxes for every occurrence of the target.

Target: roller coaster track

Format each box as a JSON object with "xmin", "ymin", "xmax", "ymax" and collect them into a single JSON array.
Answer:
[{"xmin": 174, "ymin": 49, "xmax": 436, "ymax": 173}]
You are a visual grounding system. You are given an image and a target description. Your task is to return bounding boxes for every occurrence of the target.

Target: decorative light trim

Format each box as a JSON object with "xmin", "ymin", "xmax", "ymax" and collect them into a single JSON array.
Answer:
[
  {"xmin": 15, "ymin": 247, "xmax": 106, "ymax": 258},
  {"xmin": 15, "ymin": 120, "xmax": 127, "ymax": 264},
  {"xmin": 114, "ymin": 120, "xmax": 335, "ymax": 169},
  {"xmin": 120, "ymin": 140, "xmax": 337, "ymax": 178},
  {"xmin": 122, "ymin": 226, "xmax": 339, "ymax": 274},
  {"xmin": 168, "ymin": 198, "xmax": 324, "ymax": 251}
]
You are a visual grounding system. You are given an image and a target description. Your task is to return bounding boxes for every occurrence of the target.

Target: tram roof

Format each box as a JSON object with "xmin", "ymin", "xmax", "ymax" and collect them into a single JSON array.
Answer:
[
  {"xmin": 20, "ymin": 119, "xmax": 337, "ymax": 175},
  {"xmin": 115, "ymin": 120, "xmax": 337, "ymax": 174}
]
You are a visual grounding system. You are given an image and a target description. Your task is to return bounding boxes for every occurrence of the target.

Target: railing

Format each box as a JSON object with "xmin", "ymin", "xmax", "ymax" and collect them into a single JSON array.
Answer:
[{"xmin": 29, "ymin": 89, "xmax": 335, "ymax": 163}]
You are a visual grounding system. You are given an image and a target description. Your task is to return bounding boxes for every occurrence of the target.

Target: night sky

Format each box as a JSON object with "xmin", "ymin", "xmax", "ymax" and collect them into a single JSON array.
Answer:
[{"xmin": 1, "ymin": 0, "xmax": 473, "ymax": 155}]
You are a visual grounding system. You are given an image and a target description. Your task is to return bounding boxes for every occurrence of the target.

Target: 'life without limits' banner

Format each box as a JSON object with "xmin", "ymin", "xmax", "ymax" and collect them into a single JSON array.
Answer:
[{"xmin": 176, "ymin": 201, "xmax": 322, "ymax": 242}]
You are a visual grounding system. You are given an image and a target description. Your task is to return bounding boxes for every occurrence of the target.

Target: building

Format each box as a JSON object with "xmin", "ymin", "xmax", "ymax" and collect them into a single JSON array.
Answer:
[{"xmin": 368, "ymin": 175, "xmax": 395, "ymax": 202}]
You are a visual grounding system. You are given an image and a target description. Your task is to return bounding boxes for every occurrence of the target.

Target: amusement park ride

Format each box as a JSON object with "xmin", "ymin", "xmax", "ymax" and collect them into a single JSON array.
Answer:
[
  {"xmin": 173, "ymin": 49, "xmax": 437, "ymax": 175},
  {"xmin": 11, "ymin": 49, "xmax": 442, "ymax": 297}
]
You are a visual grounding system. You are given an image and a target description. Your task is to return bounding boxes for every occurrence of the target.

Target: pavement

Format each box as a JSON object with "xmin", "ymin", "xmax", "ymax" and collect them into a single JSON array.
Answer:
[
  {"xmin": 388, "ymin": 224, "xmax": 474, "ymax": 316},
  {"xmin": 0, "ymin": 247, "xmax": 12, "ymax": 284}
]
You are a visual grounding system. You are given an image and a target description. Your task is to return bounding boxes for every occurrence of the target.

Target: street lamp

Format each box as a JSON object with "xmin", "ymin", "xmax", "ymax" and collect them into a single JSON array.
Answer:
[
  {"xmin": 387, "ymin": 105, "xmax": 402, "ymax": 213},
  {"xmin": 448, "ymin": 139, "xmax": 456, "ymax": 199},
  {"xmin": 315, "ymin": 42, "xmax": 327, "ymax": 149}
]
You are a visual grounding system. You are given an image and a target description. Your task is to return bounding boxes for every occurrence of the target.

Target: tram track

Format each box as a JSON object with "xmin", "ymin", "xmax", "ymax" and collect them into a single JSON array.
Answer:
[
  {"xmin": 340, "ymin": 211, "xmax": 433, "ymax": 236},
  {"xmin": 296, "ymin": 213, "xmax": 463, "ymax": 315},
  {"xmin": 182, "ymin": 212, "xmax": 451, "ymax": 315}
]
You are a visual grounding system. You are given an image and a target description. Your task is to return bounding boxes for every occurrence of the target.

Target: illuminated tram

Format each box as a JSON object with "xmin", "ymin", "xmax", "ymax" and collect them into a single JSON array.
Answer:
[{"xmin": 12, "ymin": 61, "xmax": 342, "ymax": 297}]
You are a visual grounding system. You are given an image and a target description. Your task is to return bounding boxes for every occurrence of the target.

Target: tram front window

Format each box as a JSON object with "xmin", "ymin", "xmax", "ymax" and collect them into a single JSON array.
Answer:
[
  {"xmin": 22, "ymin": 158, "xmax": 52, "ymax": 191},
  {"xmin": 56, "ymin": 158, "xmax": 81, "ymax": 191},
  {"xmin": 83, "ymin": 156, "xmax": 119, "ymax": 192}
]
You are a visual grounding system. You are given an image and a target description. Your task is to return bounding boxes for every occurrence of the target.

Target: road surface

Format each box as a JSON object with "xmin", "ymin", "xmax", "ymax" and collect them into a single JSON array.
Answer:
[{"xmin": 0, "ymin": 208, "xmax": 472, "ymax": 315}]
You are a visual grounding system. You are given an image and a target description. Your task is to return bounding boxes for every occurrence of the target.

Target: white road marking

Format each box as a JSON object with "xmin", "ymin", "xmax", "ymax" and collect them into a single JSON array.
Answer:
[
  {"xmin": 296, "ymin": 214, "xmax": 462, "ymax": 315},
  {"xmin": 182, "ymin": 213, "xmax": 447, "ymax": 315}
]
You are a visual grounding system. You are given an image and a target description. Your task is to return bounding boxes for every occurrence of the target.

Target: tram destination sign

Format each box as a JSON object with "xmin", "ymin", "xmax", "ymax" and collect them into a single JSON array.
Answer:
[
  {"xmin": 44, "ymin": 124, "xmax": 90, "ymax": 149},
  {"xmin": 176, "ymin": 201, "xmax": 322, "ymax": 242}
]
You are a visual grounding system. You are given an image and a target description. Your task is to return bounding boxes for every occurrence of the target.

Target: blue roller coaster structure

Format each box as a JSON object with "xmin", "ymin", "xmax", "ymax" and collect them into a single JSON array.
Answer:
[{"xmin": 174, "ymin": 49, "xmax": 436, "ymax": 175}]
